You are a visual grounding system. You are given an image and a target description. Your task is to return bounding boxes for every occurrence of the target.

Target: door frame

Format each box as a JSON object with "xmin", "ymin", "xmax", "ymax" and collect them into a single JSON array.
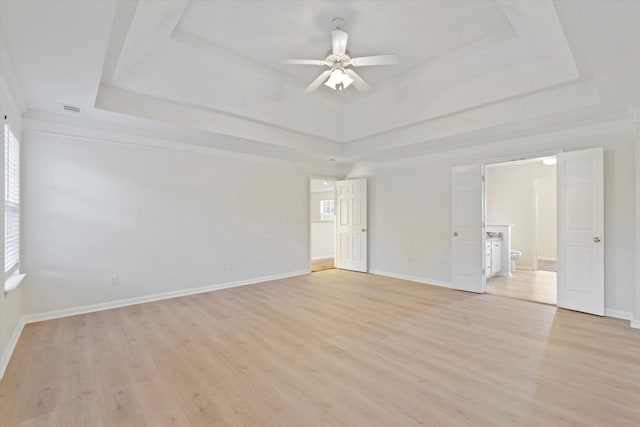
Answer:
[
  {"xmin": 480, "ymin": 149, "xmax": 562, "ymax": 293},
  {"xmin": 308, "ymin": 175, "xmax": 338, "ymax": 273}
]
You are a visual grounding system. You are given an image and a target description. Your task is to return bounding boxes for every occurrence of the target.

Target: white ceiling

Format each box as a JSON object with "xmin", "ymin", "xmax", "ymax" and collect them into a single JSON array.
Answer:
[{"xmin": 1, "ymin": 0, "xmax": 639, "ymax": 169}]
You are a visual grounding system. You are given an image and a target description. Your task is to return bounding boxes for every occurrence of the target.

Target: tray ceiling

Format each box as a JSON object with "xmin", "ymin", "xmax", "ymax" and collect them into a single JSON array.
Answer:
[{"xmin": 2, "ymin": 0, "xmax": 639, "ymax": 167}]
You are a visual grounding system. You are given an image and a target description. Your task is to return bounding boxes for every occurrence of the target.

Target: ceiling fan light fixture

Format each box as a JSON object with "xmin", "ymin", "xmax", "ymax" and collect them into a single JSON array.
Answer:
[
  {"xmin": 324, "ymin": 69, "xmax": 354, "ymax": 91},
  {"xmin": 282, "ymin": 18, "xmax": 398, "ymax": 93},
  {"xmin": 341, "ymin": 72, "xmax": 354, "ymax": 89},
  {"xmin": 324, "ymin": 69, "xmax": 342, "ymax": 89}
]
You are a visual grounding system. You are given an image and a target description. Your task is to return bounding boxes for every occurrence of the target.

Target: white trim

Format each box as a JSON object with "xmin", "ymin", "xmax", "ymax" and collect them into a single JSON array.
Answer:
[
  {"xmin": 369, "ymin": 270, "xmax": 453, "ymax": 289},
  {"xmin": 2, "ymin": 270, "xmax": 300, "ymax": 379},
  {"xmin": 4, "ymin": 273, "xmax": 25, "ymax": 293},
  {"xmin": 0, "ymin": 271, "xmax": 309, "ymax": 378},
  {"xmin": 481, "ymin": 149, "xmax": 563, "ymax": 167},
  {"xmin": 23, "ymin": 111, "xmax": 344, "ymax": 176},
  {"xmin": 537, "ymin": 257, "xmax": 557, "ymax": 262},
  {"xmin": 22, "ymin": 270, "xmax": 308, "ymax": 324},
  {"xmin": 0, "ymin": 316, "xmax": 25, "ymax": 381},
  {"xmin": 346, "ymin": 117, "xmax": 634, "ymax": 176},
  {"xmin": 604, "ymin": 308, "xmax": 633, "ymax": 321},
  {"xmin": 634, "ymin": 107, "xmax": 640, "ymax": 331},
  {"xmin": 311, "ymin": 256, "xmax": 334, "ymax": 261}
]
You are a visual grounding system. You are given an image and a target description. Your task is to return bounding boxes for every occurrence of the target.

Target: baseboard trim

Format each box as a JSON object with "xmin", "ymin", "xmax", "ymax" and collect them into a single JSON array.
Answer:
[
  {"xmin": 0, "ymin": 316, "xmax": 26, "ymax": 381},
  {"xmin": 631, "ymin": 318, "xmax": 640, "ymax": 329},
  {"xmin": 537, "ymin": 257, "xmax": 557, "ymax": 262},
  {"xmin": 369, "ymin": 270, "xmax": 453, "ymax": 289},
  {"xmin": 22, "ymin": 270, "xmax": 309, "ymax": 325},
  {"xmin": 4, "ymin": 270, "xmax": 309, "ymax": 381},
  {"xmin": 311, "ymin": 256, "xmax": 333, "ymax": 261},
  {"xmin": 604, "ymin": 308, "xmax": 633, "ymax": 321}
]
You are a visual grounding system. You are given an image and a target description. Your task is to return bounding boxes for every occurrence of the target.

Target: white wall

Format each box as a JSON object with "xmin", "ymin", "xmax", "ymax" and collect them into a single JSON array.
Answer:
[
  {"xmin": 21, "ymin": 131, "xmax": 311, "ymax": 315},
  {"xmin": 634, "ymin": 114, "xmax": 640, "ymax": 328},
  {"xmin": 485, "ymin": 162, "xmax": 556, "ymax": 269},
  {"xmin": 0, "ymin": 31, "xmax": 26, "ymax": 376},
  {"xmin": 536, "ymin": 176, "xmax": 557, "ymax": 260},
  {"xmin": 356, "ymin": 128, "xmax": 636, "ymax": 315},
  {"xmin": 311, "ymin": 222, "xmax": 334, "ymax": 259}
]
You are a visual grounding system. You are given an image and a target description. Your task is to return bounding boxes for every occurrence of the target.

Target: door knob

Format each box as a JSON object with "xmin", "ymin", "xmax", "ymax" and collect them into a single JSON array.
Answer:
[
  {"xmin": 593, "ymin": 237, "xmax": 601, "ymax": 243},
  {"xmin": 361, "ymin": 228, "xmax": 366, "ymax": 232},
  {"xmin": 453, "ymin": 231, "xmax": 459, "ymax": 237}
]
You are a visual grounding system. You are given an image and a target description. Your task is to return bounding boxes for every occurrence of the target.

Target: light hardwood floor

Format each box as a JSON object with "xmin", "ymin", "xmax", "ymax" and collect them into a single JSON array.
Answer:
[
  {"xmin": 1, "ymin": 270, "xmax": 639, "ymax": 426},
  {"xmin": 486, "ymin": 269, "xmax": 557, "ymax": 305},
  {"xmin": 311, "ymin": 257, "xmax": 334, "ymax": 272}
]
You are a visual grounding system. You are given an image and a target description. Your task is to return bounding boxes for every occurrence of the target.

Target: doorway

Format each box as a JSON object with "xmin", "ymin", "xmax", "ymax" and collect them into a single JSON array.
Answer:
[
  {"xmin": 483, "ymin": 156, "xmax": 558, "ymax": 305},
  {"xmin": 310, "ymin": 178, "xmax": 336, "ymax": 272}
]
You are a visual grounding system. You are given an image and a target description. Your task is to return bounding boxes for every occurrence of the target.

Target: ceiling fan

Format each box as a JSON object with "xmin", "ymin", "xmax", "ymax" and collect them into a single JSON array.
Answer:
[{"xmin": 281, "ymin": 18, "xmax": 399, "ymax": 93}]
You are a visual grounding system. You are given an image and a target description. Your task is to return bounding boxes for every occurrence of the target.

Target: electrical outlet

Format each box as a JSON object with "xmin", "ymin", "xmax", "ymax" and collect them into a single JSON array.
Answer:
[{"xmin": 110, "ymin": 274, "xmax": 119, "ymax": 286}]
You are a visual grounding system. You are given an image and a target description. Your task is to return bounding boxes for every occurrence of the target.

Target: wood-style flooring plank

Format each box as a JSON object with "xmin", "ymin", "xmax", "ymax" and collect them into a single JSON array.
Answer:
[{"xmin": 1, "ymin": 269, "xmax": 640, "ymax": 426}]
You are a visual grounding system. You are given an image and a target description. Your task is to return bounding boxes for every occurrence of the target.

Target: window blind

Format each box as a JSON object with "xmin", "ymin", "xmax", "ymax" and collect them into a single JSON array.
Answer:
[{"xmin": 4, "ymin": 123, "xmax": 20, "ymax": 275}]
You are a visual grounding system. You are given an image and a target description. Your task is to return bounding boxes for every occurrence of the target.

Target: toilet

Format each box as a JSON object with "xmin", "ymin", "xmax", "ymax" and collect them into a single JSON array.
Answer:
[{"xmin": 510, "ymin": 250, "xmax": 522, "ymax": 272}]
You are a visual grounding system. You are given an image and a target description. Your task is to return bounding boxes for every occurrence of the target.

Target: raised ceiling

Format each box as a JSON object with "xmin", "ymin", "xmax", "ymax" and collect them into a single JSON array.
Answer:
[{"xmin": 1, "ymin": 0, "xmax": 639, "ymax": 169}]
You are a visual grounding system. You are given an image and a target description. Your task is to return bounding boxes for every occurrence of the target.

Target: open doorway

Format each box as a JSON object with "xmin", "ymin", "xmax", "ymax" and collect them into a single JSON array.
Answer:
[
  {"xmin": 310, "ymin": 178, "xmax": 336, "ymax": 272},
  {"xmin": 484, "ymin": 156, "xmax": 557, "ymax": 305}
]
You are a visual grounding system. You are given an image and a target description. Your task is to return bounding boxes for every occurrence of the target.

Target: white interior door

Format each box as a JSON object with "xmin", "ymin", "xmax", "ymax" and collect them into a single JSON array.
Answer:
[
  {"xmin": 451, "ymin": 165, "xmax": 485, "ymax": 293},
  {"xmin": 557, "ymin": 148, "xmax": 604, "ymax": 315},
  {"xmin": 335, "ymin": 179, "xmax": 367, "ymax": 272}
]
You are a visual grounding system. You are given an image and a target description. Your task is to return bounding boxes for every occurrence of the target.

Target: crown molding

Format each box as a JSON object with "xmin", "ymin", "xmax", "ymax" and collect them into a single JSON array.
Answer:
[
  {"xmin": 23, "ymin": 109, "xmax": 345, "ymax": 176},
  {"xmin": 346, "ymin": 115, "xmax": 635, "ymax": 176}
]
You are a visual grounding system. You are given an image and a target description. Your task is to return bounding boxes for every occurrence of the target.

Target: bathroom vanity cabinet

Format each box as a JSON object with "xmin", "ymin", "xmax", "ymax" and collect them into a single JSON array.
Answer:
[{"xmin": 485, "ymin": 239, "xmax": 502, "ymax": 277}]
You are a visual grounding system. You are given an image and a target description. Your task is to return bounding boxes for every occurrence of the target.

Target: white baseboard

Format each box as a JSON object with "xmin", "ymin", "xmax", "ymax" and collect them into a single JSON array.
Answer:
[
  {"xmin": 537, "ymin": 257, "xmax": 557, "ymax": 262},
  {"xmin": 2, "ymin": 270, "xmax": 308, "ymax": 381},
  {"xmin": 604, "ymin": 308, "xmax": 633, "ymax": 321},
  {"xmin": 311, "ymin": 256, "xmax": 333, "ymax": 261},
  {"xmin": 369, "ymin": 270, "xmax": 453, "ymax": 289},
  {"xmin": 23, "ymin": 270, "xmax": 309, "ymax": 324},
  {"xmin": 631, "ymin": 318, "xmax": 640, "ymax": 329},
  {"xmin": 0, "ymin": 316, "xmax": 26, "ymax": 381}
]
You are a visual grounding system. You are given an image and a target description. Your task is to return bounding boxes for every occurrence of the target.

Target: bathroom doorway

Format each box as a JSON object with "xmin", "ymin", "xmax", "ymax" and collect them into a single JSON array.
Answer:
[
  {"xmin": 483, "ymin": 156, "xmax": 558, "ymax": 305},
  {"xmin": 310, "ymin": 178, "xmax": 336, "ymax": 272}
]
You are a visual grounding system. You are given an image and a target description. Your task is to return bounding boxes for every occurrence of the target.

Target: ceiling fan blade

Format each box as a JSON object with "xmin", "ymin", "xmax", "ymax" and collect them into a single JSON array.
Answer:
[
  {"xmin": 350, "ymin": 54, "xmax": 399, "ymax": 67},
  {"xmin": 344, "ymin": 69, "xmax": 370, "ymax": 92},
  {"xmin": 331, "ymin": 30, "xmax": 348, "ymax": 56},
  {"xmin": 305, "ymin": 69, "xmax": 333, "ymax": 92},
  {"xmin": 280, "ymin": 59, "xmax": 327, "ymax": 66}
]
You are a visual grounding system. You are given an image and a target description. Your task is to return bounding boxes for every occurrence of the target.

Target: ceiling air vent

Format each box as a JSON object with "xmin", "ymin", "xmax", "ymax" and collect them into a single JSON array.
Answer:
[{"xmin": 61, "ymin": 104, "xmax": 82, "ymax": 115}]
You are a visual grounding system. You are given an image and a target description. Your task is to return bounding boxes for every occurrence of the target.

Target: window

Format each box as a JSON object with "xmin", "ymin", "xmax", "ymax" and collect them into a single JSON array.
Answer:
[
  {"xmin": 320, "ymin": 199, "xmax": 334, "ymax": 221},
  {"xmin": 4, "ymin": 122, "xmax": 20, "ymax": 277}
]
